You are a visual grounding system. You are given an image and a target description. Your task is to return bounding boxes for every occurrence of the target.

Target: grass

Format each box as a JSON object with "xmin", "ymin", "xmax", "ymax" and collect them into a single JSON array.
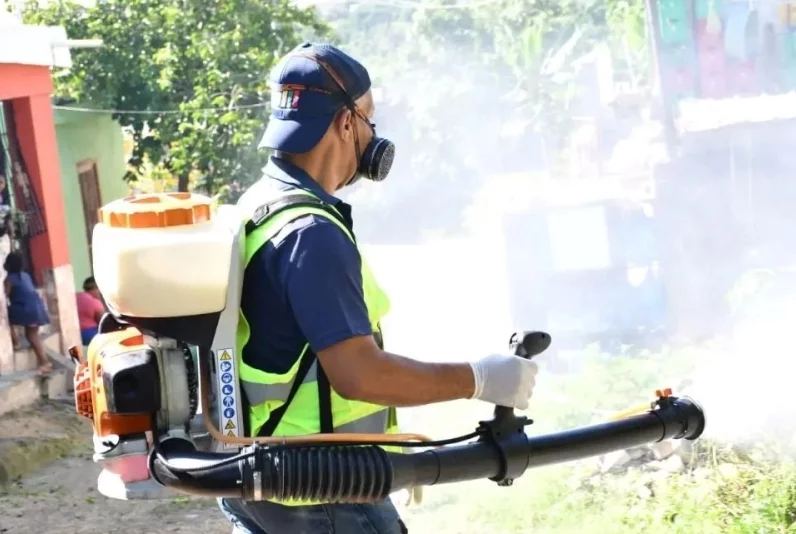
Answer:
[
  {"xmin": 395, "ymin": 343, "xmax": 796, "ymax": 533},
  {"xmin": 407, "ymin": 448, "xmax": 796, "ymax": 534}
]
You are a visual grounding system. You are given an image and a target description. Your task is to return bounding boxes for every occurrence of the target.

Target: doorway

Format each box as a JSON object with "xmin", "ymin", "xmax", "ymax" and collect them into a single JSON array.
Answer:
[{"xmin": 76, "ymin": 159, "xmax": 101, "ymax": 269}]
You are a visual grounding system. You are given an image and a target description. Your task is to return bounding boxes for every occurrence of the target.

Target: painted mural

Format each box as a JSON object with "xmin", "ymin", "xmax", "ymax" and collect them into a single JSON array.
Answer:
[{"xmin": 655, "ymin": 0, "xmax": 796, "ymax": 100}]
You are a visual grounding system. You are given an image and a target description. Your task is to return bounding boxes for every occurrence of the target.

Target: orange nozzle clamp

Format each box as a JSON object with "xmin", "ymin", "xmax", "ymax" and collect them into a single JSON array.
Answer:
[{"xmin": 655, "ymin": 388, "xmax": 673, "ymax": 398}]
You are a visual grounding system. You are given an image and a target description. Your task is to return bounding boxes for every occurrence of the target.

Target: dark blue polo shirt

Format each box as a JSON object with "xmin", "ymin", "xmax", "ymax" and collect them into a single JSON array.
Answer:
[{"xmin": 240, "ymin": 157, "xmax": 373, "ymax": 374}]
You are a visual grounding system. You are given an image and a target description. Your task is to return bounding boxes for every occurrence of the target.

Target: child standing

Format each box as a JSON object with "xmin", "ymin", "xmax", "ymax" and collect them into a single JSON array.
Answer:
[{"xmin": 4, "ymin": 252, "xmax": 51, "ymax": 374}]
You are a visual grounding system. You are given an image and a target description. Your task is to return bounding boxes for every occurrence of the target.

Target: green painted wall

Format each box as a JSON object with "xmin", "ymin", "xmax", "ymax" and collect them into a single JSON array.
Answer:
[{"xmin": 54, "ymin": 108, "xmax": 130, "ymax": 290}]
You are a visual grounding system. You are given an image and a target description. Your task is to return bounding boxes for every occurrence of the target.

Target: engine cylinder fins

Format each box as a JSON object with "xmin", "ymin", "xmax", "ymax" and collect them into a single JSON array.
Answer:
[{"xmin": 180, "ymin": 343, "xmax": 199, "ymax": 420}]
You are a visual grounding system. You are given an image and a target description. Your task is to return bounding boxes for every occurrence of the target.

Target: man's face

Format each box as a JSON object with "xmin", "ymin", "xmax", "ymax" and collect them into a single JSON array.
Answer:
[{"xmin": 330, "ymin": 90, "xmax": 376, "ymax": 189}]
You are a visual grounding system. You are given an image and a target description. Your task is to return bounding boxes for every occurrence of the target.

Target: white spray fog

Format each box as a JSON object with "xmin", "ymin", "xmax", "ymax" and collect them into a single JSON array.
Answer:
[
  {"xmin": 310, "ymin": 1, "xmax": 796, "ymax": 453},
  {"xmin": 687, "ymin": 284, "xmax": 796, "ymax": 449}
]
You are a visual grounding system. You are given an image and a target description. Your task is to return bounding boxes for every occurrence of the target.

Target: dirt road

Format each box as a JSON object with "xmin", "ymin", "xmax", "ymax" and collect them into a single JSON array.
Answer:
[
  {"xmin": 0, "ymin": 448, "xmax": 228, "ymax": 534},
  {"xmin": 0, "ymin": 400, "xmax": 227, "ymax": 534}
]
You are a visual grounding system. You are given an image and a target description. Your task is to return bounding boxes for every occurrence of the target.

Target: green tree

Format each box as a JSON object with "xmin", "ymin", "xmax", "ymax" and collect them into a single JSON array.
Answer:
[
  {"xmin": 324, "ymin": 0, "xmax": 648, "ymax": 240},
  {"xmin": 23, "ymin": 0, "xmax": 331, "ymax": 194}
]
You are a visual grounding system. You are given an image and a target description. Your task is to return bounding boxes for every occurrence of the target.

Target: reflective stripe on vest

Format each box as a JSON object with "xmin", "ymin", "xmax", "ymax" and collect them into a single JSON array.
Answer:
[{"xmin": 242, "ymin": 332, "xmax": 383, "ymax": 406}]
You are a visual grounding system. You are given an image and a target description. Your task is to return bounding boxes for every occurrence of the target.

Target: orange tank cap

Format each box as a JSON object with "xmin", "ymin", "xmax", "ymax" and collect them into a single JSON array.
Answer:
[{"xmin": 98, "ymin": 192, "xmax": 213, "ymax": 229}]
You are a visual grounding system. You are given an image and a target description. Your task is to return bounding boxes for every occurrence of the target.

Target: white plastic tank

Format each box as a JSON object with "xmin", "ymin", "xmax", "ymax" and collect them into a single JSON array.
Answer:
[{"xmin": 92, "ymin": 192, "xmax": 240, "ymax": 318}]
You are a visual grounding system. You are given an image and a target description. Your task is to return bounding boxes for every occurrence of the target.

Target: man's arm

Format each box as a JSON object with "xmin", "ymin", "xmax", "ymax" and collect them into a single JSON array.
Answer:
[
  {"xmin": 319, "ymin": 335, "xmax": 475, "ymax": 407},
  {"xmin": 279, "ymin": 218, "xmax": 475, "ymax": 407}
]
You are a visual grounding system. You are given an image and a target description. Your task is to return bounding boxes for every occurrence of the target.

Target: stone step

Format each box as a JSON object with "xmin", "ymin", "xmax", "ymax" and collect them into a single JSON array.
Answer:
[
  {"xmin": 14, "ymin": 347, "xmax": 39, "ymax": 372},
  {"xmin": 42, "ymin": 331, "xmax": 75, "ymax": 371},
  {"xmin": 0, "ymin": 368, "xmax": 70, "ymax": 417},
  {"xmin": 9, "ymin": 325, "xmax": 55, "ymax": 341},
  {"xmin": 35, "ymin": 289, "xmax": 57, "ymax": 334},
  {"xmin": 12, "ymin": 327, "xmax": 57, "ymax": 351},
  {"xmin": 10, "ymin": 332, "xmax": 68, "ymax": 373}
]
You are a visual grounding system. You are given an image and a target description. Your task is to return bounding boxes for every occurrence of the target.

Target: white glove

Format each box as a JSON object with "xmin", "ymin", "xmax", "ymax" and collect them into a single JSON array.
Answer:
[{"xmin": 469, "ymin": 354, "xmax": 538, "ymax": 410}]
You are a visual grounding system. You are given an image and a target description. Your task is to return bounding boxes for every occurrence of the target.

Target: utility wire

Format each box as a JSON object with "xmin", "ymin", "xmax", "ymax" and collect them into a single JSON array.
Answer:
[
  {"xmin": 52, "ymin": 102, "xmax": 268, "ymax": 115},
  {"xmin": 346, "ymin": 0, "xmax": 503, "ymax": 9},
  {"xmin": 312, "ymin": 0, "xmax": 504, "ymax": 9}
]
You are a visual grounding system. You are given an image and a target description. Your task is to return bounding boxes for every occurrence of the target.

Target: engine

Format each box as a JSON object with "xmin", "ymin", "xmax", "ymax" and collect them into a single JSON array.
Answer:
[{"xmin": 72, "ymin": 192, "xmax": 246, "ymax": 500}]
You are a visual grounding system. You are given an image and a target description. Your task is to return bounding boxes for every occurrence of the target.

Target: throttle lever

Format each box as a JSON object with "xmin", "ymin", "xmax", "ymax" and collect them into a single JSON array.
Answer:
[
  {"xmin": 493, "ymin": 331, "xmax": 551, "ymax": 422},
  {"xmin": 480, "ymin": 330, "xmax": 551, "ymax": 487}
]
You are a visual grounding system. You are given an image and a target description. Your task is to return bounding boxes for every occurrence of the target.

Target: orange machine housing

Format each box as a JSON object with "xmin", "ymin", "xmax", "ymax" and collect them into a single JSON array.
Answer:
[{"xmin": 74, "ymin": 327, "xmax": 156, "ymax": 438}]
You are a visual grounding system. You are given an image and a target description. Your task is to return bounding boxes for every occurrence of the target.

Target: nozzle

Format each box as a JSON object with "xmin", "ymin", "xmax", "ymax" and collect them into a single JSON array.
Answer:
[{"xmin": 671, "ymin": 396, "xmax": 706, "ymax": 441}]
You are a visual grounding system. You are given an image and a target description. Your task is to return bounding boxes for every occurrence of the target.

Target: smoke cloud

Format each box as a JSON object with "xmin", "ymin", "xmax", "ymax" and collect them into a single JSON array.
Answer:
[{"xmin": 312, "ymin": 2, "xmax": 796, "ymax": 452}]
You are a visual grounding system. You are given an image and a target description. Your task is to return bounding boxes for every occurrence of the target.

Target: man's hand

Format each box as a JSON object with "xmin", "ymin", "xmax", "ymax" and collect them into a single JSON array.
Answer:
[{"xmin": 469, "ymin": 354, "xmax": 538, "ymax": 410}]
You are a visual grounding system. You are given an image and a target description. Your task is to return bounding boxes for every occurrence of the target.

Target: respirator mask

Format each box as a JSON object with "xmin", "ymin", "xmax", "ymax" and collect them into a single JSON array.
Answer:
[
  {"xmin": 293, "ymin": 50, "xmax": 396, "ymax": 186},
  {"xmin": 354, "ymin": 129, "xmax": 395, "ymax": 185}
]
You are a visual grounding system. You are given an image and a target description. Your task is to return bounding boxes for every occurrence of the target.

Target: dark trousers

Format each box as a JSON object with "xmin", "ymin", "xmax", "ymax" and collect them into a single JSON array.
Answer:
[{"xmin": 218, "ymin": 497, "xmax": 408, "ymax": 534}]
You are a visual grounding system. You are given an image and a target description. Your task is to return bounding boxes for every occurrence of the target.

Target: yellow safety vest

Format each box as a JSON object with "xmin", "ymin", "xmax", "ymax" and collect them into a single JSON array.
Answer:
[{"xmin": 237, "ymin": 189, "xmax": 401, "ymax": 503}]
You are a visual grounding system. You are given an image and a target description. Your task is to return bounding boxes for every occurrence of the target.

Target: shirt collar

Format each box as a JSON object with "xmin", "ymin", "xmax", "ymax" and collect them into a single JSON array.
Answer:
[{"xmin": 263, "ymin": 156, "xmax": 341, "ymax": 207}]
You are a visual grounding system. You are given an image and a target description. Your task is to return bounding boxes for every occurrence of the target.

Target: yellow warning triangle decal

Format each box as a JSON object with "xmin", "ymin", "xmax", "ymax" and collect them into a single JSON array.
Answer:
[
  {"xmin": 225, "ymin": 420, "xmax": 236, "ymax": 430},
  {"xmin": 220, "ymin": 351, "xmax": 231, "ymax": 361},
  {"xmin": 226, "ymin": 430, "xmax": 236, "ymax": 437}
]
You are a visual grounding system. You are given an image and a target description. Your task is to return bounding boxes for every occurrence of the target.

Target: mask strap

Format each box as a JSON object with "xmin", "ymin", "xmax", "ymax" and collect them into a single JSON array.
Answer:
[{"xmin": 290, "ymin": 50, "xmax": 367, "ymax": 184}]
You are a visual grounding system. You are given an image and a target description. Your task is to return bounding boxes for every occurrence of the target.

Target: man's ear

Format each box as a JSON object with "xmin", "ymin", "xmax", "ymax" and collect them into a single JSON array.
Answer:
[{"xmin": 333, "ymin": 108, "xmax": 354, "ymax": 141}]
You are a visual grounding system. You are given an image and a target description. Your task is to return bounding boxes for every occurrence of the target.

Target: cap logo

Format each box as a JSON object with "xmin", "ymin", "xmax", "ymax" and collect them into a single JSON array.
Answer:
[{"xmin": 271, "ymin": 84, "xmax": 303, "ymax": 110}]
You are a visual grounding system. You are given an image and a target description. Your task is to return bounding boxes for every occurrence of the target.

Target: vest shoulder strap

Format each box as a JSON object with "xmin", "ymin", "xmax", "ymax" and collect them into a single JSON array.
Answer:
[{"xmin": 244, "ymin": 191, "xmax": 349, "ymax": 238}]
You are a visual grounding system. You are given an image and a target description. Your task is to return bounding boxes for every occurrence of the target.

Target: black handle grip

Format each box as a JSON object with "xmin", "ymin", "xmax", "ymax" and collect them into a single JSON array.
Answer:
[
  {"xmin": 509, "ymin": 331, "xmax": 551, "ymax": 360},
  {"xmin": 493, "ymin": 331, "xmax": 551, "ymax": 421}
]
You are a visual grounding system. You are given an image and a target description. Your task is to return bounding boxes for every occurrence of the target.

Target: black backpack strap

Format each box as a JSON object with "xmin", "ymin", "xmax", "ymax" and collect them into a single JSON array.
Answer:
[
  {"xmin": 245, "ymin": 192, "xmax": 348, "ymax": 237},
  {"xmin": 316, "ymin": 364, "xmax": 334, "ymax": 434},
  {"xmin": 256, "ymin": 348, "xmax": 317, "ymax": 437}
]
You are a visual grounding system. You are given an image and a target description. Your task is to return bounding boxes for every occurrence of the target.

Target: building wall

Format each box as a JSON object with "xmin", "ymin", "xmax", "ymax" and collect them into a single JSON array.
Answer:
[
  {"xmin": 0, "ymin": 20, "xmax": 82, "ymax": 356},
  {"xmin": 54, "ymin": 109, "xmax": 129, "ymax": 290}
]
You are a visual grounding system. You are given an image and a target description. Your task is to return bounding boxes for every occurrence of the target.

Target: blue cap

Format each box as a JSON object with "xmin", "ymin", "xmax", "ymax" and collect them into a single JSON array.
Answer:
[{"xmin": 259, "ymin": 42, "xmax": 371, "ymax": 154}]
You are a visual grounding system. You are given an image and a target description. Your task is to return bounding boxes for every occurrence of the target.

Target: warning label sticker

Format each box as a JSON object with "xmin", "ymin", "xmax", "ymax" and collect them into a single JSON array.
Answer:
[{"xmin": 215, "ymin": 347, "xmax": 240, "ymax": 446}]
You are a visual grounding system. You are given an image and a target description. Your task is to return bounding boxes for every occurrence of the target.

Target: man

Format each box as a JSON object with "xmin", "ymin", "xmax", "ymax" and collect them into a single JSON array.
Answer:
[
  {"xmin": 219, "ymin": 42, "xmax": 539, "ymax": 534},
  {"xmin": 76, "ymin": 276, "xmax": 105, "ymax": 346}
]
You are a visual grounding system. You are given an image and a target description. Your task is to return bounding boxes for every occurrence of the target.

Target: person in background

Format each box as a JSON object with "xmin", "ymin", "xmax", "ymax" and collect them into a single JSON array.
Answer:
[
  {"xmin": 4, "ymin": 251, "xmax": 51, "ymax": 374},
  {"xmin": 76, "ymin": 276, "xmax": 106, "ymax": 346},
  {"xmin": 0, "ymin": 174, "xmax": 13, "ymax": 279}
]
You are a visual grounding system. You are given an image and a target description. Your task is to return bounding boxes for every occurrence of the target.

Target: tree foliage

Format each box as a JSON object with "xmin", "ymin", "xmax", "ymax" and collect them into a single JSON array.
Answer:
[
  {"xmin": 23, "ymin": 0, "xmax": 331, "ymax": 194},
  {"xmin": 324, "ymin": 0, "xmax": 648, "ymax": 240},
  {"xmin": 21, "ymin": 0, "xmax": 648, "ymax": 230}
]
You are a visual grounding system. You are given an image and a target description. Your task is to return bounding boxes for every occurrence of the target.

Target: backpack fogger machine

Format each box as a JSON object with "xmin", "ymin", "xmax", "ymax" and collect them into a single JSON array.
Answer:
[{"xmin": 72, "ymin": 192, "xmax": 706, "ymax": 503}]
